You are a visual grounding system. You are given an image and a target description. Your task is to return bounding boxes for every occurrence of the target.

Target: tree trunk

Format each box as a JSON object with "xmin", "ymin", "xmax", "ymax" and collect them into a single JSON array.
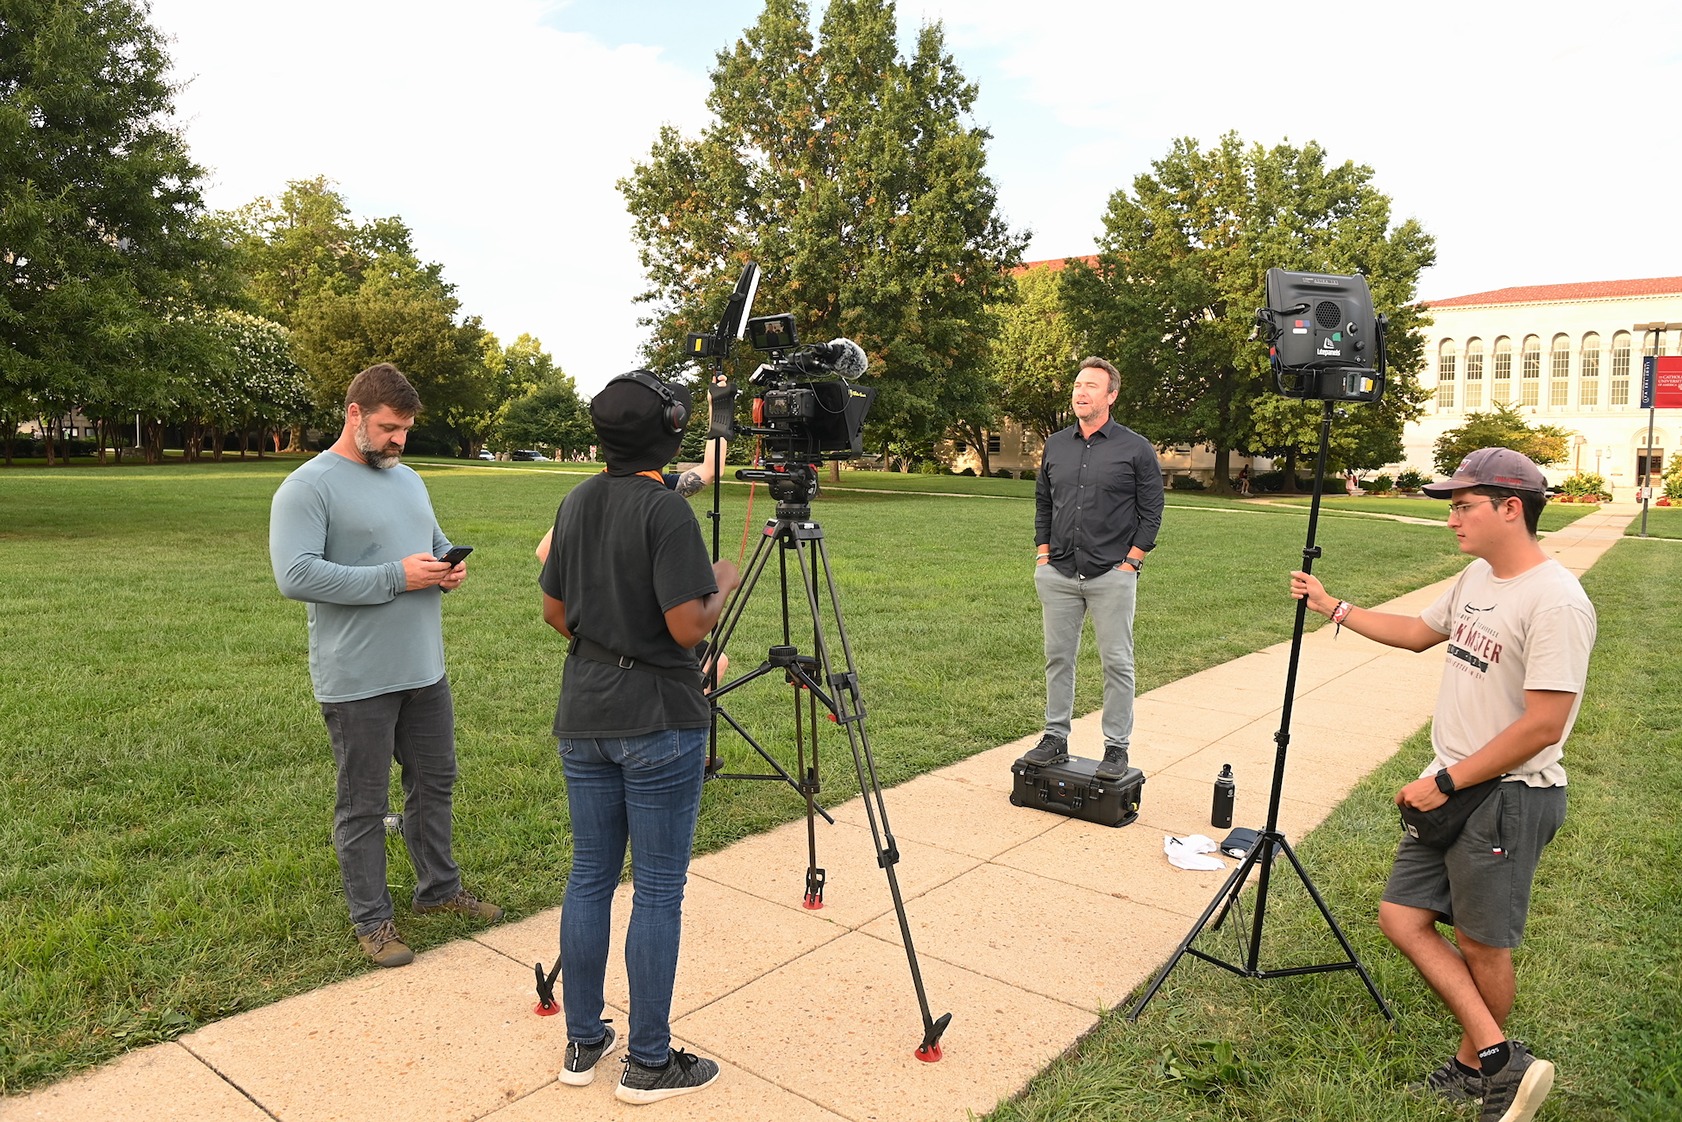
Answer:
[
  {"xmin": 1282, "ymin": 448, "xmax": 1300, "ymax": 494},
  {"xmin": 39, "ymin": 416, "xmax": 56, "ymax": 467}
]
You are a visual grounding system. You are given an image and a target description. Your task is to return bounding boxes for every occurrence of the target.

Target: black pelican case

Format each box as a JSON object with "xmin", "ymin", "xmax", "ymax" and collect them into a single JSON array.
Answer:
[{"xmin": 1009, "ymin": 754, "xmax": 1145, "ymax": 827}]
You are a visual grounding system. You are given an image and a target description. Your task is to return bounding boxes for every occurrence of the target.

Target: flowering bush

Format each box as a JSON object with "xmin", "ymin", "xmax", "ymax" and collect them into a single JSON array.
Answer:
[
  {"xmin": 1558, "ymin": 472, "xmax": 1612, "ymax": 502},
  {"xmin": 1665, "ymin": 451, "xmax": 1682, "ymax": 501}
]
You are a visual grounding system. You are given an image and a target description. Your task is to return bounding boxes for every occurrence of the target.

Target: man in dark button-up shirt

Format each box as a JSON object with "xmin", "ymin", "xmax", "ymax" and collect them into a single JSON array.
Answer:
[{"xmin": 1027, "ymin": 356, "xmax": 1164, "ymax": 780}]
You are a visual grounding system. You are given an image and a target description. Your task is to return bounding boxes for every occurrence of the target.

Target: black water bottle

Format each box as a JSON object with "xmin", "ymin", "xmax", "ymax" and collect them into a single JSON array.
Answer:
[{"xmin": 1211, "ymin": 764, "xmax": 1235, "ymax": 830}]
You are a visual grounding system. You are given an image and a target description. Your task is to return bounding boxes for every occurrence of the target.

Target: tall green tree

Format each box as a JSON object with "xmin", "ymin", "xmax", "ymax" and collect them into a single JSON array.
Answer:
[
  {"xmin": 497, "ymin": 371, "xmax": 591, "ymax": 459},
  {"xmin": 1061, "ymin": 134, "xmax": 1435, "ymax": 493},
  {"xmin": 618, "ymin": 0, "xmax": 1026, "ymax": 469},
  {"xmin": 289, "ymin": 268, "xmax": 489, "ymax": 455},
  {"xmin": 0, "ymin": 0, "xmax": 236, "ymax": 465},
  {"xmin": 990, "ymin": 265, "xmax": 1080, "ymax": 449}
]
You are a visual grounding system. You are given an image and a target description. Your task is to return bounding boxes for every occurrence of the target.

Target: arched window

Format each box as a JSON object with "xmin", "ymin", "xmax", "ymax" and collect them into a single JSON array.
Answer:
[
  {"xmin": 1549, "ymin": 333, "xmax": 1571, "ymax": 408},
  {"xmin": 1580, "ymin": 333, "xmax": 1601, "ymax": 406},
  {"xmin": 1464, "ymin": 338, "xmax": 1485, "ymax": 408},
  {"xmin": 1520, "ymin": 336, "xmax": 1541, "ymax": 406},
  {"xmin": 1491, "ymin": 337, "xmax": 1513, "ymax": 404},
  {"xmin": 1610, "ymin": 331, "xmax": 1632, "ymax": 406},
  {"xmin": 1436, "ymin": 340, "xmax": 1458, "ymax": 409}
]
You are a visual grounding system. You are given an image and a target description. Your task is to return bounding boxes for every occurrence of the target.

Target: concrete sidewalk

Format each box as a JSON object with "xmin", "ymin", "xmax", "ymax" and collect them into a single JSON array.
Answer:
[{"xmin": 6, "ymin": 507, "xmax": 1638, "ymax": 1122}]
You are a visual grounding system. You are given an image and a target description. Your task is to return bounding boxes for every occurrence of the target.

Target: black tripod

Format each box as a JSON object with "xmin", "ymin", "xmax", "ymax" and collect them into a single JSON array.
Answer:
[
  {"xmin": 706, "ymin": 461, "xmax": 953, "ymax": 1061},
  {"xmin": 1129, "ymin": 400, "xmax": 1392, "ymax": 1022}
]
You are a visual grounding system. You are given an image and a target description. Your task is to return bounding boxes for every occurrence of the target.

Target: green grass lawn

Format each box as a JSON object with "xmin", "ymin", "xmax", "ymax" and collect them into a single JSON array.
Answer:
[
  {"xmin": 1623, "ymin": 504, "xmax": 1682, "ymax": 539},
  {"xmin": 1, "ymin": 459, "xmax": 1675, "ymax": 1115}
]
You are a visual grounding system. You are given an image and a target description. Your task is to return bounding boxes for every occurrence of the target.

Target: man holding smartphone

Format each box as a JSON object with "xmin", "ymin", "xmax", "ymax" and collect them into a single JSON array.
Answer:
[{"xmin": 270, "ymin": 363, "xmax": 501, "ymax": 968}]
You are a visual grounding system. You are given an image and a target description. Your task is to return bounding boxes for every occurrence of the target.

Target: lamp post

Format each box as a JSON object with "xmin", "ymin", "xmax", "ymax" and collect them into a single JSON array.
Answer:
[{"xmin": 1633, "ymin": 321, "xmax": 1682, "ymax": 537}]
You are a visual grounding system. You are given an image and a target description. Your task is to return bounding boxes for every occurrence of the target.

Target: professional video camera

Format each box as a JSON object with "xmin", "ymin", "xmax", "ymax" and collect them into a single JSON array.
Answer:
[{"xmin": 727, "ymin": 312, "xmax": 876, "ymax": 464}]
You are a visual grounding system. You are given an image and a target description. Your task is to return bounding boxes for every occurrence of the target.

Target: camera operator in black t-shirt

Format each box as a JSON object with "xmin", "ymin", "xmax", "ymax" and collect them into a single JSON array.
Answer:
[{"xmin": 538, "ymin": 370, "xmax": 739, "ymax": 1104}]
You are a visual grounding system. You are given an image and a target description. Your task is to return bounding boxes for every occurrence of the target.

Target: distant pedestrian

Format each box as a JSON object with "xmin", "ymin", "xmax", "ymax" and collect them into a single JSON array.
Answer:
[
  {"xmin": 269, "ymin": 363, "xmax": 502, "ymax": 969},
  {"xmin": 1237, "ymin": 465, "xmax": 1251, "ymax": 496},
  {"xmin": 1345, "ymin": 470, "xmax": 1360, "ymax": 496}
]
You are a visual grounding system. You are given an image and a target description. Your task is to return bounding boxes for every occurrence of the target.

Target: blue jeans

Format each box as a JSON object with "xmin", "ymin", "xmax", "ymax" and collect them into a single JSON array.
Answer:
[
  {"xmin": 1035, "ymin": 564, "xmax": 1137, "ymax": 753},
  {"xmin": 319, "ymin": 675, "xmax": 461, "ymax": 934},
  {"xmin": 558, "ymin": 727, "xmax": 706, "ymax": 1066}
]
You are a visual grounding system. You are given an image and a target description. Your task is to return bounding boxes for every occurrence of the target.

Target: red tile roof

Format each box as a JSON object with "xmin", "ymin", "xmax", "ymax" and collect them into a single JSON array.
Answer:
[
  {"xmin": 1012, "ymin": 255, "xmax": 1098, "ymax": 275},
  {"xmin": 1016, "ymin": 259, "xmax": 1682, "ymax": 308},
  {"xmin": 1424, "ymin": 277, "xmax": 1682, "ymax": 307}
]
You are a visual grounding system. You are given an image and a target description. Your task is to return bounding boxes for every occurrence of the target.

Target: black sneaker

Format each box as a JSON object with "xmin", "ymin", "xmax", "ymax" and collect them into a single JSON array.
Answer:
[
  {"xmin": 558, "ymin": 1022, "xmax": 617, "ymax": 1087},
  {"xmin": 1021, "ymin": 733, "xmax": 1069, "ymax": 767},
  {"xmin": 615, "ymin": 1048, "xmax": 720, "ymax": 1105},
  {"xmin": 1479, "ymin": 1041, "xmax": 1554, "ymax": 1122},
  {"xmin": 1095, "ymin": 745, "xmax": 1129, "ymax": 781},
  {"xmin": 1407, "ymin": 1056, "xmax": 1482, "ymax": 1103}
]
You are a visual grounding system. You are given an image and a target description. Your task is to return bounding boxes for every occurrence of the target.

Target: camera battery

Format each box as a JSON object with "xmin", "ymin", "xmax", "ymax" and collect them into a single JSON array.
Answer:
[{"xmin": 1009, "ymin": 754, "xmax": 1145, "ymax": 828}]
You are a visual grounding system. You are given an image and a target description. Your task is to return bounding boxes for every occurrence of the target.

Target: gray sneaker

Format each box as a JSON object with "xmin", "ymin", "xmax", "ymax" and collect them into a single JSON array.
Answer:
[
  {"xmin": 1022, "ymin": 734, "xmax": 1069, "ymax": 767},
  {"xmin": 1479, "ymin": 1041, "xmax": 1554, "ymax": 1122},
  {"xmin": 1407, "ymin": 1056, "xmax": 1482, "ymax": 1103},
  {"xmin": 558, "ymin": 1022, "xmax": 617, "ymax": 1087},
  {"xmin": 1095, "ymin": 744, "xmax": 1129, "ymax": 781},
  {"xmin": 615, "ymin": 1048, "xmax": 720, "ymax": 1105}
]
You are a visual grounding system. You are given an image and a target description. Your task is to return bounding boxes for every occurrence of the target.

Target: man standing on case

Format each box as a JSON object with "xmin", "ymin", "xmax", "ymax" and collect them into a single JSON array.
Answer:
[
  {"xmin": 270, "ymin": 363, "xmax": 502, "ymax": 969},
  {"xmin": 1025, "ymin": 356, "xmax": 1164, "ymax": 781},
  {"xmin": 1291, "ymin": 447, "xmax": 1595, "ymax": 1122}
]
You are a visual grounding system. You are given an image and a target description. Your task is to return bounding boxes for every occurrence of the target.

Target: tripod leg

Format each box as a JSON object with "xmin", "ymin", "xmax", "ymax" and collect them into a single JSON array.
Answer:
[
  {"xmin": 1129, "ymin": 838, "xmax": 1267, "ymax": 1021},
  {"xmin": 793, "ymin": 532, "xmax": 952, "ymax": 1059},
  {"xmin": 1269, "ymin": 835, "xmax": 1394, "ymax": 1020}
]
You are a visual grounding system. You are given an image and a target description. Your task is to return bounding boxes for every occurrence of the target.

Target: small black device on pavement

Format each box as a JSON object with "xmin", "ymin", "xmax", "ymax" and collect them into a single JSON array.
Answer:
[{"xmin": 1010, "ymin": 753, "xmax": 1145, "ymax": 828}]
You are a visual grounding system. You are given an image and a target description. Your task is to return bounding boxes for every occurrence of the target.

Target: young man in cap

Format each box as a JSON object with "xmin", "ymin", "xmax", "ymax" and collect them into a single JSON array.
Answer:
[
  {"xmin": 539, "ymin": 370, "xmax": 740, "ymax": 1104},
  {"xmin": 270, "ymin": 363, "xmax": 502, "ymax": 968},
  {"xmin": 1290, "ymin": 447, "xmax": 1596, "ymax": 1122}
]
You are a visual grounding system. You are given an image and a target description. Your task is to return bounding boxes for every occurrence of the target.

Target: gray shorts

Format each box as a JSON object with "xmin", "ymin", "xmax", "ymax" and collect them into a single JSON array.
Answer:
[{"xmin": 1382, "ymin": 781, "xmax": 1566, "ymax": 948}]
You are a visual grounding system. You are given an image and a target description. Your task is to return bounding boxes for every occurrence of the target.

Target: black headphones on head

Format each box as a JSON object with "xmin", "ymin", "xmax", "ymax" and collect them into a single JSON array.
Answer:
[{"xmin": 604, "ymin": 369, "xmax": 690, "ymax": 435}]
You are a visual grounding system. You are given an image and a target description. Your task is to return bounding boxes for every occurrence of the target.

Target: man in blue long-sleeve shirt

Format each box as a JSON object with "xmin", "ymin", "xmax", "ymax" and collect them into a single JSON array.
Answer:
[
  {"xmin": 1028, "ymin": 357, "xmax": 1165, "ymax": 781},
  {"xmin": 270, "ymin": 363, "xmax": 501, "ymax": 967}
]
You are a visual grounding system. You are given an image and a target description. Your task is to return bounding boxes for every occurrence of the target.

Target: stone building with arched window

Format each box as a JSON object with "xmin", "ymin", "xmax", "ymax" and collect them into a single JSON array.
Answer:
[{"xmin": 1399, "ymin": 277, "xmax": 1682, "ymax": 499}]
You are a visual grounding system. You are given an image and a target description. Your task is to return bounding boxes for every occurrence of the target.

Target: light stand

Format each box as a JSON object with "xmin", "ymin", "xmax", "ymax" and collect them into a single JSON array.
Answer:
[
  {"xmin": 706, "ymin": 463, "xmax": 952, "ymax": 1061},
  {"xmin": 1130, "ymin": 399, "xmax": 1391, "ymax": 1021},
  {"xmin": 1130, "ymin": 269, "xmax": 1394, "ymax": 1022}
]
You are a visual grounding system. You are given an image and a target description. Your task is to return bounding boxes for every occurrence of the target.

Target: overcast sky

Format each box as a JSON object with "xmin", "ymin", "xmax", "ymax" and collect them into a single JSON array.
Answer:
[{"xmin": 147, "ymin": 0, "xmax": 1682, "ymax": 396}]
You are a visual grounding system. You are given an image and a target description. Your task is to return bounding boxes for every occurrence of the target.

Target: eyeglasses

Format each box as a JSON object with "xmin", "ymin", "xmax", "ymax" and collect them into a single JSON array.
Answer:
[{"xmin": 1446, "ymin": 499, "xmax": 1502, "ymax": 518}]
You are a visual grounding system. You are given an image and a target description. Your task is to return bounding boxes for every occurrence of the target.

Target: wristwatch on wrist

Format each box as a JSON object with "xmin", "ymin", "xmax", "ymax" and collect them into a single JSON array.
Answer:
[
  {"xmin": 1123, "ymin": 555, "xmax": 1143, "ymax": 571},
  {"xmin": 1434, "ymin": 768, "xmax": 1456, "ymax": 795}
]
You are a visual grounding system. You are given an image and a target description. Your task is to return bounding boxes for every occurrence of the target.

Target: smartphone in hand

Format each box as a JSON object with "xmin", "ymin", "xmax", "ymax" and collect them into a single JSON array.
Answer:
[{"xmin": 437, "ymin": 546, "xmax": 473, "ymax": 566}]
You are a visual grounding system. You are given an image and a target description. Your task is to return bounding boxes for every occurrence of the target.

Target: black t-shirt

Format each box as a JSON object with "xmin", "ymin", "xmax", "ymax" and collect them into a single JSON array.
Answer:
[{"xmin": 538, "ymin": 473, "xmax": 717, "ymax": 736}]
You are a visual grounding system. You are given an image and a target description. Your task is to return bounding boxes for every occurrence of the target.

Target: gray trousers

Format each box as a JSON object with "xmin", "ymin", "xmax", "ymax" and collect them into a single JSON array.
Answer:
[
  {"xmin": 320, "ymin": 675, "xmax": 462, "ymax": 933},
  {"xmin": 1035, "ymin": 564, "xmax": 1138, "ymax": 753}
]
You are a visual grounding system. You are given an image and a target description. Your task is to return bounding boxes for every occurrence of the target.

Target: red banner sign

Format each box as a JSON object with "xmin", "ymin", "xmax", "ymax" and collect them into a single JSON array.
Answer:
[{"xmin": 1655, "ymin": 355, "xmax": 1682, "ymax": 409}]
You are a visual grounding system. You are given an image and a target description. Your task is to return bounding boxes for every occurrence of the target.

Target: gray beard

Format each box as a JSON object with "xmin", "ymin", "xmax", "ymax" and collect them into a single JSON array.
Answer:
[{"xmin": 354, "ymin": 425, "xmax": 401, "ymax": 469}]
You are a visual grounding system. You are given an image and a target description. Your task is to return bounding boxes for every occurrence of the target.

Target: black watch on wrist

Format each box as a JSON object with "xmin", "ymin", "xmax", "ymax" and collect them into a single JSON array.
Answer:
[
  {"xmin": 1123, "ymin": 555, "xmax": 1143, "ymax": 572},
  {"xmin": 1434, "ymin": 768, "xmax": 1456, "ymax": 795}
]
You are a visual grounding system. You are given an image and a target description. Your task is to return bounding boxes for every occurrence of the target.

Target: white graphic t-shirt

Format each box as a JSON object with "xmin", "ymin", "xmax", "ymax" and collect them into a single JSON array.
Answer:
[{"xmin": 1419, "ymin": 558, "xmax": 1596, "ymax": 787}]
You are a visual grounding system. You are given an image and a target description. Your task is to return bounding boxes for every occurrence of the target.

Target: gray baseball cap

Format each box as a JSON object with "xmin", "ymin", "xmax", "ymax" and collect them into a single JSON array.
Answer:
[{"xmin": 1422, "ymin": 447, "xmax": 1547, "ymax": 497}]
